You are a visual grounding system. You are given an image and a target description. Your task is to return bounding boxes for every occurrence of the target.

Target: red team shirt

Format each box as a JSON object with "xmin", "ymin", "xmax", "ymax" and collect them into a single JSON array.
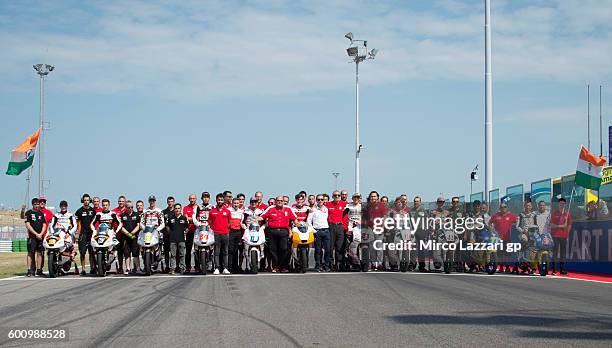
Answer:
[
  {"xmin": 112, "ymin": 207, "xmax": 126, "ymax": 234},
  {"xmin": 260, "ymin": 206, "xmax": 297, "ymax": 230},
  {"xmin": 208, "ymin": 206, "xmax": 231, "ymax": 234},
  {"xmin": 291, "ymin": 204, "xmax": 309, "ymax": 223},
  {"xmin": 183, "ymin": 204, "xmax": 197, "ymax": 232},
  {"xmin": 489, "ymin": 211, "xmax": 517, "ymax": 241},
  {"xmin": 550, "ymin": 210, "xmax": 572, "ymax": 238},
  {"xmin": 326, "ymin": 201, "xmax": 347, "ymax": 224}
]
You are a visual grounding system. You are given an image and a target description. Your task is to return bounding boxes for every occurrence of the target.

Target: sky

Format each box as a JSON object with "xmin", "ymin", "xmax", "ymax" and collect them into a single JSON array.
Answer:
[{"xmin": 1, "ymin": 0, "xmax": 611, "ymax": 209}]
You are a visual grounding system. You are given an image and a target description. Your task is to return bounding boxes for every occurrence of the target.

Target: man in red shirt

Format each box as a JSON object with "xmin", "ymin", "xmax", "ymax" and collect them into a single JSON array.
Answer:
[
  {"xmin": 550, "ymin": 197, "xmax": 572, "ymax": 275},
  {"xmin": 258, "ymin": 196, "xmax": 298, "ymax": 273},
  {"xmin": 183, "ymin": 194, "xmax": 198, "ymax": 273},
  {"xmin": 209, "ymin": 193, "xmax": 232, "ymax": 275},
  {"xmin": 38, "ymin": 197, "xmax": 54, "ymax": 227},
  {"xmin": 363, "ymin": 191, "xmax": 388, "ymax": 271},
  {"xmin": 112, "ymin": 195, "xmax": 127, "ymax": 274},
  {"xmin": 254, "ymin": 191, "xmax": 268, "ymax": 211},
  {"xmin": 489, "ymin": 202, "xmax": 517, "ymax": 272},
  {"xmin": 326, "ymin": 191, "xmax": 348, "ymax": 270}
]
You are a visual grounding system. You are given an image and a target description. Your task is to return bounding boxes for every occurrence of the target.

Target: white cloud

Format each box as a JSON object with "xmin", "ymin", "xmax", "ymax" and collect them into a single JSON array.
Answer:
[{"xmin": 1, "ymin": 0, "xmax": 611, "ymax": 102}]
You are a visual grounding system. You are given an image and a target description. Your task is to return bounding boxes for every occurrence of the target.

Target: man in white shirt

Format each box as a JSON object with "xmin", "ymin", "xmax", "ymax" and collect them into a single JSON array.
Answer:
[
  {"xmin": 534, "ymin": 201, "xmax": 550, "ymax": 234},
  {"xmin": 307, "ymin": 194, "xmax": 331, "ymax": 272}
]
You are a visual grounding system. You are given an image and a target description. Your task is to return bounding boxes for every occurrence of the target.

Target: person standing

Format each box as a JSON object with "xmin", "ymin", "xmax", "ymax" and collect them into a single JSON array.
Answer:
[
  {"xmin": 192, "ymin": 192, "xmax": 215, "ymax": 273},
  {"xmin": 136, "ymin": 200, "xmax": 144, "ymax": 214},
  {"xmin": 550, "ymin": 197, "xmax": 572, "ymax": 275},
  {"xmin": 489, "ymin": 202, "xmax": 517, "ymax": 272},
  {"xmin": 363, "ymin": 191, "xmax": 388, "ymax": 271},
  {"xmin": 534, "ymin": 201, "xmax": 550, "ymax": 235},
  {"xmin": 93, "ymin": 196, "xmax": 102, "ymax": 213},
  {"xmin": 139, "ymin": 196, "xmax": 165, "ymax": 272},
  {"xmin": 113, "ymin": 196, "xmax": 127, "ymax": 274},
  {"xmin": 480, "ymin": 203, "xmax": 491, "ymax": 225},
  {"xmin": 326, "ymin": 191, "xmax": 347, "ymax": 270},
  {"xmin": 228, "ymin": 198, "xmax": 245, "ymax": 273},
  {"xmin": 448, "ymin": 196, "xmax": 465, "ymax": 272},
  {"xmin": 237, "ymin": 193, "xmax": 246, "ymax": 210},
  {"xmin": 183, "ymin": 194, "xmax": 198, "ymax": 273},
  {"xmin": 75, "ymin": 194, "xmax": 97, "ymax": 275},
  {"xmin": 343, "ymin": 193, "xmax": 362, "ymax": 268},
  {"xmin": 254, "ymin": 191, "xmax": 268, "ymax": 211},
  {"xmin": 307, "ymin": 195, "xmax": 316, "ymax": 212},
  {"xmin": 120, "ymin": 201, "xmax": 140, "ymax": 274},
  {"xmin": 167, "ymin": 203, "xmax": 189, "ymax": 275},
  {"xmin": 162, "ymin": 196, "xmax": 176, "ymax": 273},
  {"xmin": 258, "ymin": 196, "xmax": 298, "ymax": 273},
  {"xmin": 308, "ymin": 195, "xmax": 330, "ymax": 272},
  {"xmin": 25, "ymin": 198, "xmax": 47, "ymax": 276},
  {"xmin": 50, "ymin": 200, "xmax": 78, "ymax": 273},
  {"xmin": 38, "ymin": 197, "xmax": 54, "ymax": 225},
  {"xmin": 409, "ymin": 196, "xmax": 429, "ymax": 272},
  {"xmin": 223, "ymin": 191, "xmax": 233, "ymax": 208},
  {"xmin": 209, "ymin": 193, "xmax": 232, "ymax": 275}
]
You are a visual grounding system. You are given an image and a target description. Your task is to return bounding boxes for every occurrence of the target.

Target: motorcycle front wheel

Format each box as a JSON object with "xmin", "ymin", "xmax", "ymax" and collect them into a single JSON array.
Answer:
[
  {"xmin": 360, "ymin": 245, "xmax": 369, "ymax": 272},
  {"xmin": 200, "ymin": 249, "xmax": 207, "ymax": 275},
  {"xmin": 539, "ymin": 252, "xmax": 548, "ymax": 276},
  {"xmin": 48, "ymin": 251, "xmax": 57, "ymax": 278},
  {"xmin": 96, "ymin": 251, "xmax": 105, "ymax": 277},
  {"xmin": 250, "ymin": 249, "xmax": 259, "ymax": 274},
  {"xmin": 299, "ymin": 247, "xmax": 308, "ymax": 273},
  {"xmin": 144, "ymin": 250, "xmax": 152, "ymax": 276},
  {"xmin": 485, "ymin": 252, "xmax": 497, "ymax": 275}
]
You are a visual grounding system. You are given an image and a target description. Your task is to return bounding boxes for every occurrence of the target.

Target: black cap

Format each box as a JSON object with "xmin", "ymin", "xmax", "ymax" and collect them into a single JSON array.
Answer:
[
  {"xmin": 148, "ymin": 195, "xmax": 156, "ymax": 201},
  {"xmin": 59, "ymin": 200, "xmax": 68, "ymax": 207}
]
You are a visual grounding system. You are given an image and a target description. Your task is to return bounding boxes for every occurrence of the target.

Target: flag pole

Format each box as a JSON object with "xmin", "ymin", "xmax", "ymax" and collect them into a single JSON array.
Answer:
[{"xmin": 566, "ymin": 185, "xmax": 575, "ymax": 217}]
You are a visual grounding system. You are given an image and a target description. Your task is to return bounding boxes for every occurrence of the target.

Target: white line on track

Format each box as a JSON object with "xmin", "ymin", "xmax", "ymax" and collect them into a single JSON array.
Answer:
[{"xmin": 0, "ymin": 271, "xmax": 608, "ymax": 284}]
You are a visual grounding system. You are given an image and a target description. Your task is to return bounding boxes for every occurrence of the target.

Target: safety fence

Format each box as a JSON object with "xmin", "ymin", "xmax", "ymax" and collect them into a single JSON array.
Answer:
[{"xmin": 462, "ymin": 174, "xmax": 612, "ymax": 222}]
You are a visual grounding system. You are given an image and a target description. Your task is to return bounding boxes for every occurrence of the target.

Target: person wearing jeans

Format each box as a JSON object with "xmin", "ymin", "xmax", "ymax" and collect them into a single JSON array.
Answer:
[
  {"xmin": 550, "ymin": 197, "xmax": 572, "ymax": 275},
  {"xmin": 308, "ymin": 195, "xmax": 330, "ymax": 272}
]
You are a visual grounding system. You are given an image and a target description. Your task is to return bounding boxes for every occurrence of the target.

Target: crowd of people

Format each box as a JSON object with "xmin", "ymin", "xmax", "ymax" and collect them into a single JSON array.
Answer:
[{"xmin": 21, "ymin": 189, "xmax": 573, "ymax": 277}]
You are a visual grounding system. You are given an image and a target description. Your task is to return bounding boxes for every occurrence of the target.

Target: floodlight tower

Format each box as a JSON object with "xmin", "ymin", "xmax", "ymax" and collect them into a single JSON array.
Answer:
[
  {"xmin": 345, "ymin": 32, "xmax": 377, "ymax": 195},
  {"xmin": 33, "ymin": 63, "xmax": 54, "ymax": 197}
]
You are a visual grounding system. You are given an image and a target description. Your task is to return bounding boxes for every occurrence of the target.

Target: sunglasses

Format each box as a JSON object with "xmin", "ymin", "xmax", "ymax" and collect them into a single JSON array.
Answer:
[{"xmin": 317, "ymin": 198, "xmax": 324, "ymax": 201}]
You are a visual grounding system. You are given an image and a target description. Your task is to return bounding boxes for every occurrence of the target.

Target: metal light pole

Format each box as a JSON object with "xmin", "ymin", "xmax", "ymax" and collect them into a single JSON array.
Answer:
[
  {"xmin": 332, "ymin": 172, "xmax": 341, "ymax": 190},
  {"xmin": 33, "ymin": 63, "xmax": 54, "ymax": 197},
  {"xmin": 345, "ymin": 32, "xmax": 377, "ymax": 195},
  {"xmin": 484, "ymin": 0, "xmax": 493, "ymax": 202}
]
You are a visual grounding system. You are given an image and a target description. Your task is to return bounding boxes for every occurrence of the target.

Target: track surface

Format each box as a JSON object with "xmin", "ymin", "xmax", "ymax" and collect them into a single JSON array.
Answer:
[{"xmin": 0, "ymin": 272, "xmax": 610, "ymax": 347}]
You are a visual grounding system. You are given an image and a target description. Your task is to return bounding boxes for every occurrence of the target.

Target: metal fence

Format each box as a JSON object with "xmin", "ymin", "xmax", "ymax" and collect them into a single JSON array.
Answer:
[
  {"xmin": 460, "ymin": 174, "xmax": 612, "ymax": 222},
  {"xmin": 0, "ymin": 225, "xmax": 28, "ymax": 240}
]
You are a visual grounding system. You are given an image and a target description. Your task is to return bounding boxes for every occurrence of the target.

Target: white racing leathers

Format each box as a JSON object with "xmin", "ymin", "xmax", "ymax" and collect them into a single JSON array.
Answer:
[
  {"xmin": 344, "ymin": 203, "xmax": 361, "ymax": 264},
  {"xmin": 139, "ymin": 208, "xmax": 165, "ymax": 266},
  {"xmin": 50, "ymin": 212, "xmax": 78, "ymax": 252}
]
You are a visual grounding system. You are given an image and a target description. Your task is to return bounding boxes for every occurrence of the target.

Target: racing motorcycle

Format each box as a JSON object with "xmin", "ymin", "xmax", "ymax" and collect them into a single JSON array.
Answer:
[
  {"xmin": 479, "ymin": 227, "xmax": 499, "ymax": 275},
  {"xmin": 398, "ymin": 225, "xmax": 416, "ymax": 272},
  {"xmin": 358, "ymin": 226, "xmax": 373, "ymax": 272},
  {"xmin": 432, "ymin": 228, "xmax": 459, "ymax": 274},
  {"xmin": 532, "ymin": 230, "xmax": 554, "ymax": 276},
  {"xmin": 290, "ymin": 223, "xmax": 315, "ymax": 273},
  {"xmin": 91, "ymin": 223, "xmax": 119, "ymax": 277},
  {"xmin": 194, "ymin": 223, "xmax": 215, "ymax": 275},
  {"xmin": 242, "ymin": 223, "xmax": 265, "ymax": 274},
  {"xmin": 137, "ymin": 226, "xmax": 163, "ymax": 276},
  {"xmin": 43, "ymin": 227, "xmax": 77, "ymax": 278}
]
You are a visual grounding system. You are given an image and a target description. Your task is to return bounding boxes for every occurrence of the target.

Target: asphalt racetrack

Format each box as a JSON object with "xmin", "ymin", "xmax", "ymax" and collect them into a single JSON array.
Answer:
[{"xmin": 0, "ymin": 271, "xmax": 610, "ymax": 347}]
